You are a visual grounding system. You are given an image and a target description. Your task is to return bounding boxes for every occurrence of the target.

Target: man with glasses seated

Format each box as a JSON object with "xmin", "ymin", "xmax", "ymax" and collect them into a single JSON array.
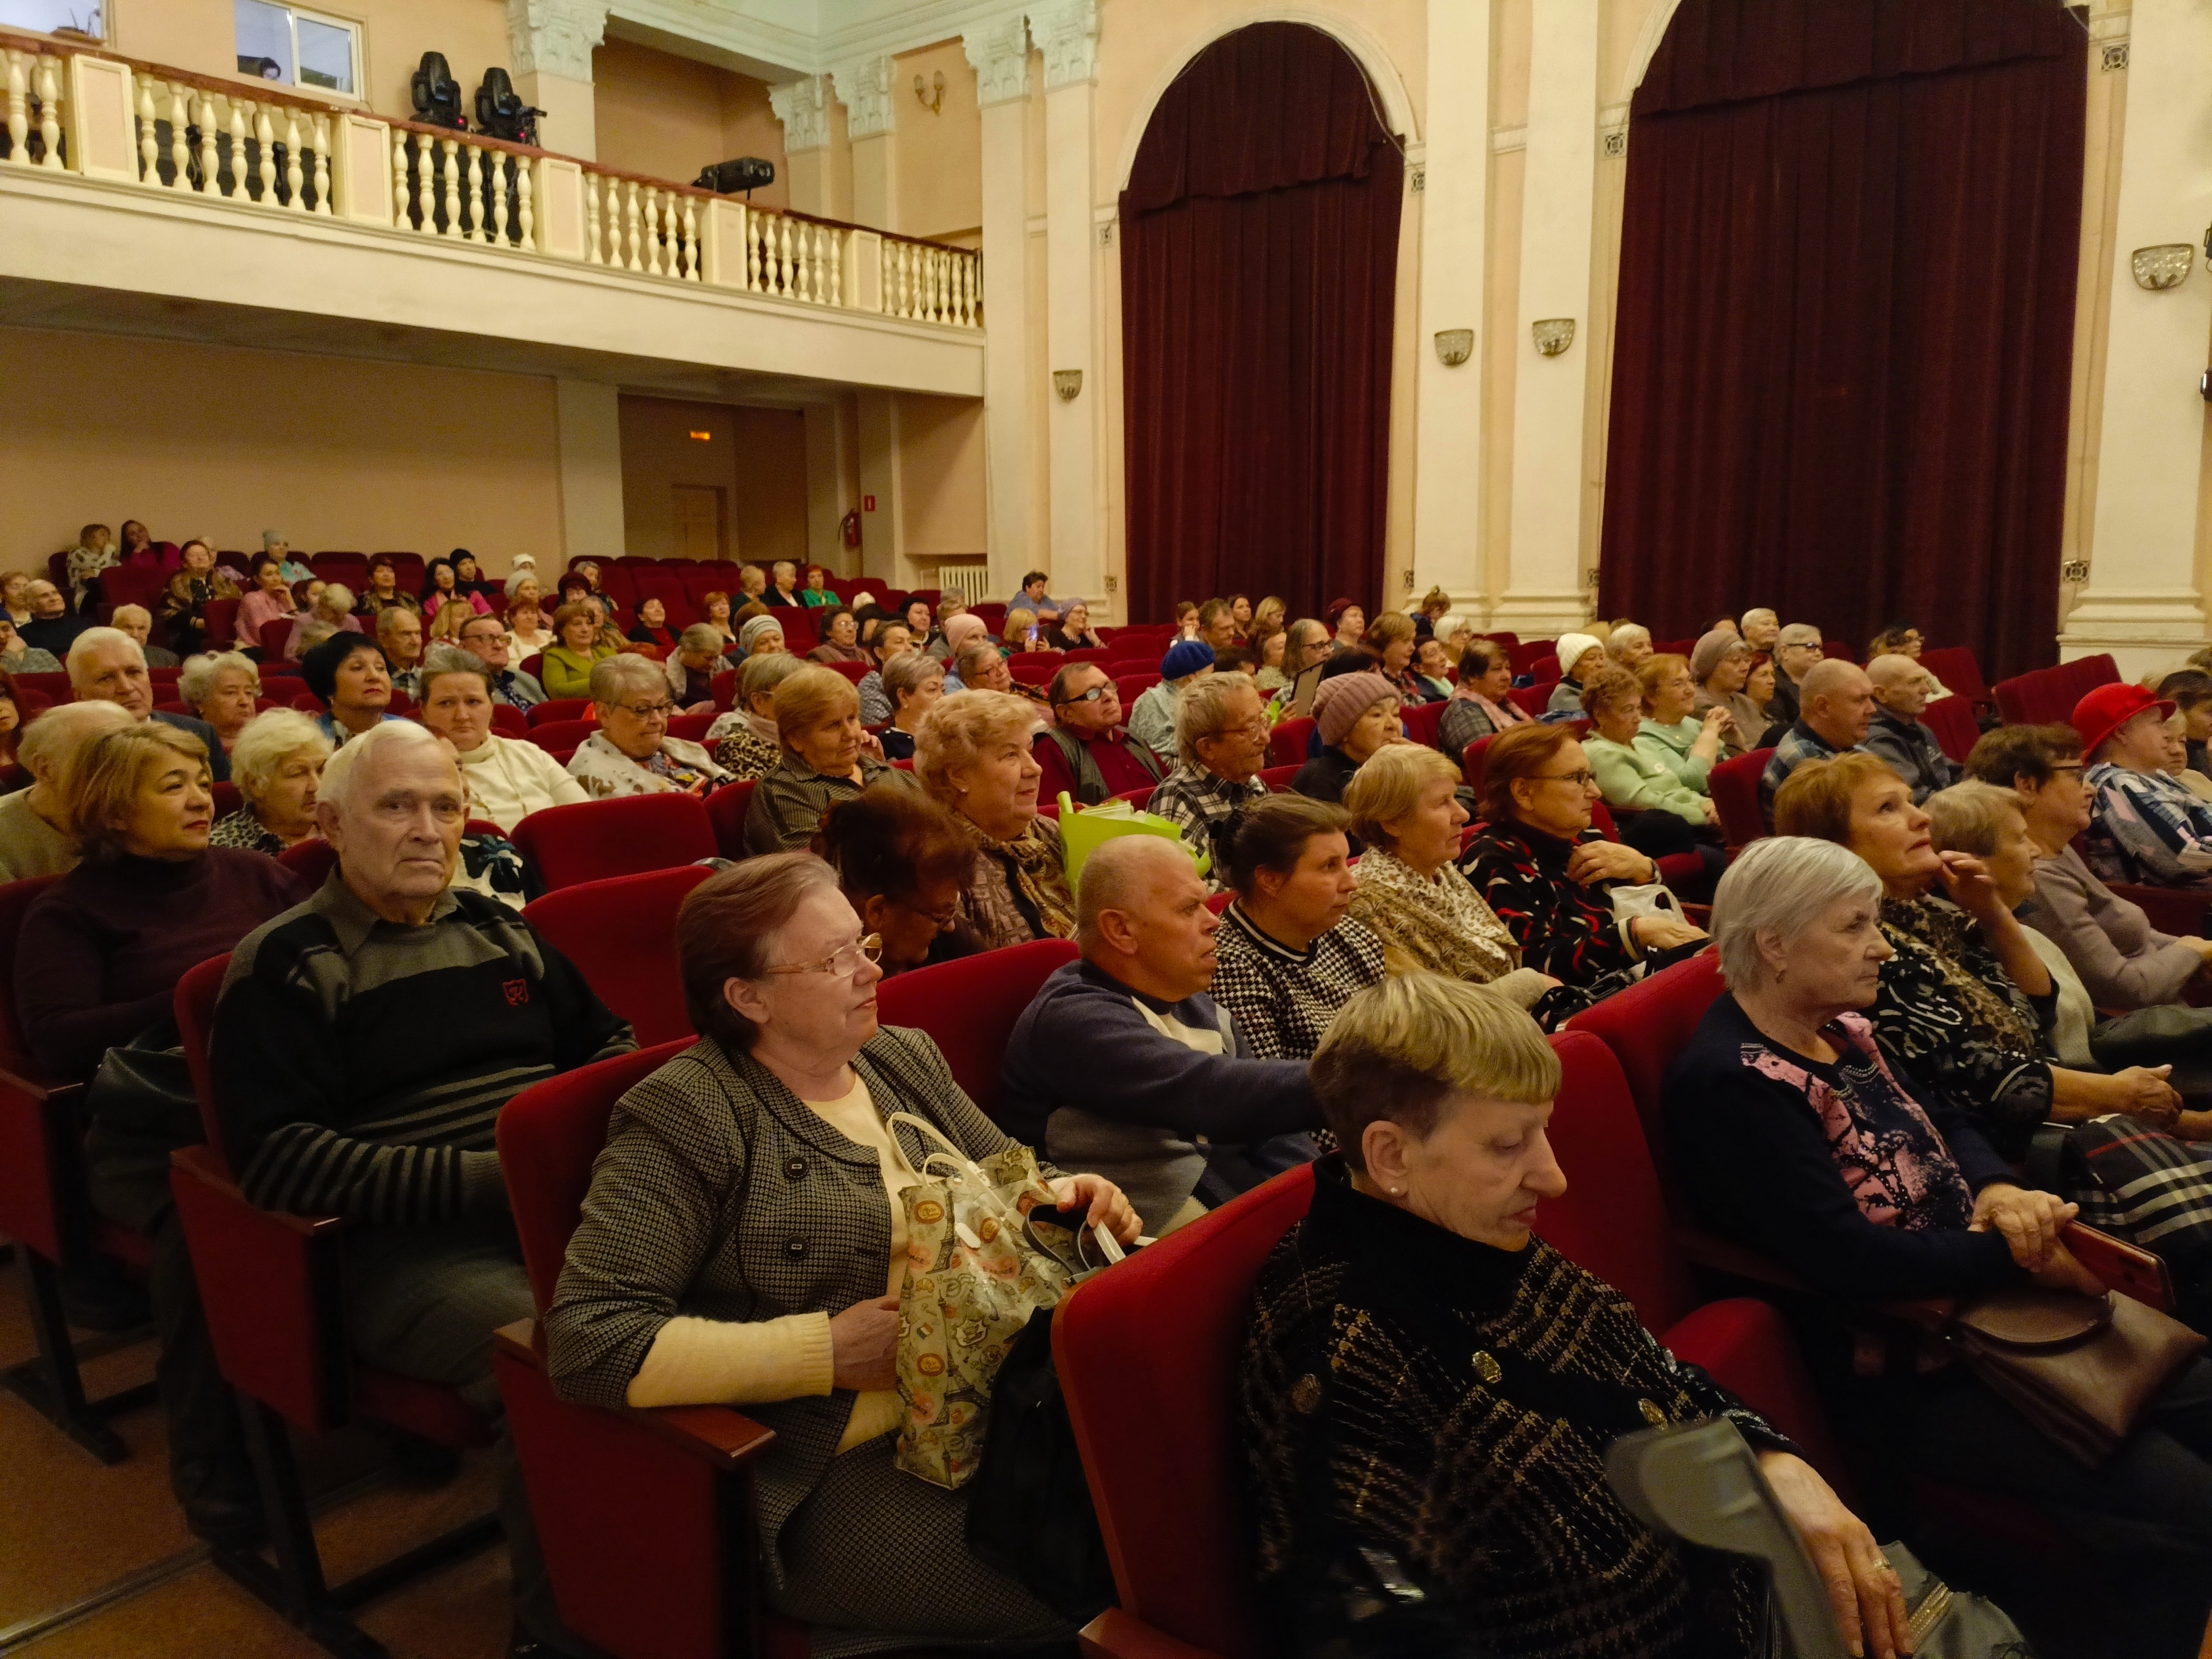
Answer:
[
  {"xmin": 1148, "ymin": 673, "xmax": 1272, "ymax": 888},
  {"xmin": 1033, "ymin": 663, "xmax": 1166, "ymax": 808},
  {"xmin": 454, "ymin": 612, "xmax": 545, "ymax": 711},
  {"xmin": 212, "ymin": 720, "xmax": 636, "ymax": 1656},
  {"xmin": 567, "ymin": 654, "xmax": 733, "ymax": 800}
]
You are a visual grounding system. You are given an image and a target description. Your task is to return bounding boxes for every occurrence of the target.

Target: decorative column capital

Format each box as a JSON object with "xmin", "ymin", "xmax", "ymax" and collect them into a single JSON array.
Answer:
[
  {"xmin": 1026, "ymin": 0, "xmax": 1098, "ymax": 90},
  {"xmin": 832, "ymin": 55, "xmax": 897, "ymax": 140},
  {"xmin": 769, "ymin": 73, "xmax": 832, "ymax": 153},
  {"xmin": 505, "ymin": 0, "xmax": 609, "ymax": 83},
  {"xmin": 962, "ymin": 12, "xmax": 1031, "ymax": 108}
]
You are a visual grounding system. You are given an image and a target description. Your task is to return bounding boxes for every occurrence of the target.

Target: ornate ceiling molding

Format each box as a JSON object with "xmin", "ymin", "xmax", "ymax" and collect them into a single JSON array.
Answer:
[
  {"xmin": 768, "ymin": 72, "xmax": 833, "ymax": 151},
  {"xmin": 508, "ymin": 0, "xmax": 613, "ymax": 82},
  {"xmin": 962, "ymin": 12, "xmax": 1030, "ymax": 108}
]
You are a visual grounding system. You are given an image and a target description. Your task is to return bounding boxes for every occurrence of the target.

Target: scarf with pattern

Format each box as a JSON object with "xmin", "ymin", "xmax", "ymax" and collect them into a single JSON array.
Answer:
[
  {"xmin": 1347, "ymin": 849, "xmax": 1520, "ymax": 984},
  {"xmin": 958, "ymin": 811, "xmax": 1077, "ymax": 943}
]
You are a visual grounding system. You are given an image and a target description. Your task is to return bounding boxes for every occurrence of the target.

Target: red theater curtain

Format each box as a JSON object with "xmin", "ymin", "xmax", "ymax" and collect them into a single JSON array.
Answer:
[
  {"xmin": 1599, "ymin": 0, "xmax": 2084, "ymax": 681},
  {"xmin": 1119, "ymin": 23, "xmax": 1403, "ymax": 624}
]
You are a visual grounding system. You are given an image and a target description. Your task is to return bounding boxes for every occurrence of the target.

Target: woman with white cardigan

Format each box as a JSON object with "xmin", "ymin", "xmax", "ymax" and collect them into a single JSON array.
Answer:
[{"xmin": 415, "ymin": 647, "xmax": 588, "ymax": 832}]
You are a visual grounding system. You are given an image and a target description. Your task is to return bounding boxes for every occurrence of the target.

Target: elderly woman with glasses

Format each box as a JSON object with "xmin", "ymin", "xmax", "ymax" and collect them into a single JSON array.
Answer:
[
  {"xmin": 912, "ymin": 690, "xmax": 1075, "ymax": 953},
  {"xmin": 544, "ymin": 854, "xmax": 1137, "ymax": 1652},
  {"xmin": 1966, "ymin": 722, "xmax": 2212, "ymax": 1010},
  {"xmin": 1459, "ymin": 722, "xmax": 1709, "ymax": 995},
  {"xmin": 814, "ymin": 785, "xmax": 979, "ymax": 976},
  {"xmin": 745, "ymin": 665, "xmax": 911, "ymax": 854},
  {"xmin": 567, "ymin": 654, "xmax": 732, "ymax": 800},
  {"xmin": 1668, "ymin": 836, "xmax": 2212, "ymax": 1659}
]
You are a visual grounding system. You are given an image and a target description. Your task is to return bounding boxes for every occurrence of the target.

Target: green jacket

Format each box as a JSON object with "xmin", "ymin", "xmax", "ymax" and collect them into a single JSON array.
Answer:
[{"xmin": 1586, "ymin": 732, "xmax": 1708, "ymax": 825}]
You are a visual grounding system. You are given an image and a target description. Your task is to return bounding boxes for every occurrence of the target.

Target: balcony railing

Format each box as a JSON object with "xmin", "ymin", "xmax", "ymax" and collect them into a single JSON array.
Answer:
[{"xmin": 0, "ymin": 31, "xmax": 981, "ymax": 329}]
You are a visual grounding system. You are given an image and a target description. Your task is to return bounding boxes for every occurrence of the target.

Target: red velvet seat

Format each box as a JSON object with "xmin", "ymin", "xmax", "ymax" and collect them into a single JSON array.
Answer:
[
  {"xmin": 1506, "ymin": 683, "xmax": 1554, "ymax": 718},
  {"xmin": 522, "ymin": 867, "xmax": 710, "ymax": 1046},
  {"xmin": 526, "ymin": 719, "xmax": 598, "ymax": 755},
  {"xmin": 1707, "ymin": 747, "xmax": 1772, "ymax": 847},
  {"xmin": 1265, "ymin": 717, "xmax": 1314, "ymax": 769},
  {"xmin": 0, "ymin": 875, "xmax": 157, "ymax": 1463},
  {"xmin": 492, "ymin": 703, "xmax": 529, "ymax": 738},
  {"xmin": 1993, "ymin": 653, "xmax": 2117, "ymax": 727},
  {"xmin": 511, "ymin": 793, "xmax": 719, "ymax": 891},
  {"xmin": 1114, "ymin": 672, "xmax": 1161, "ymax": 705},
  {"xmin": 258, "ymin": 617, "xmax": 294, "ymax": 660},
  {"xmin": 874, "ymin": 938, "xmax": 1080, "ymax": 1123},
  {"xmin": 1917, "ymin": 647, "xmax": 1991, "ymax": 714},
  {"xmin": 820, "ymin": 659, "xmax": 869, "ymax": 684},
  {"xmin": 277, "ymin": 837, "xmax": 338, "ymax": 887},
  {"xmin": 1922, "ymin": 693, "xmax": 1980, "ymax": 765},
  {"xmin": 1256, "ymin": 763, "xmax": 1300, "ymax": 793},
  {"xmin": 530, "ymin": 697, "xmax": 593, "ymax": 726},
  {"xmin": 1506, "ymin": 638, "xmax": 1553, "ymax": 674},
  {"xmin": 168, "ymin": 955, "xmax": 503, "ymax": 1649},
  {"xmin": 1524, "ymin": 651, "xmax": 1560, "ymax": 682},
  {"xmin": 1400, "ymin": 697, "xmax": 1446, "ymax": 749},
  {"xmin": 202, "ymin": 599, "xmax": 241, "ymax": 654},
  {"xmin": 1008, "ymin": 654, "xmax": 1062, "ymax": 685},
  {"xmin": 709, "ymin": 669, "xmax": 737, "ymax": 711},
  {"xmin": 705, "ymin": 777, "xmax": 757, "ymax": 861},
  {"xmin": 13, "ymin": 671, "xmax": 71, "ymax": 703}
]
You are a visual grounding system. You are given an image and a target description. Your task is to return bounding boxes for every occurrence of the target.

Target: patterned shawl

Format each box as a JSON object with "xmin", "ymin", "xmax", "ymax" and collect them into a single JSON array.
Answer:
[
  {"xmin": 1346, "ymin": 849, "xmax": 1520, "ymax": 984},
  {"xmin": 1879, "ymin": 894, "xmax": 2041, "ymax": 1057},
  {"xmin": 956, "ymin": 811, "xmax": 1076, "ymax": 947}
]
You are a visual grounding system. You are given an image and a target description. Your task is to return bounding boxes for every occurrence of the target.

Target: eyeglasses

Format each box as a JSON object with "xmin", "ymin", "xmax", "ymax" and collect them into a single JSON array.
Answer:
[
  {"xmin": 2049, "ymin": 763, "xmax": 2085, "ymax": 779},
  {"xmin": 1055, "ymin": 685, "xmax": 1113, "ymax": 706},
  {"xmin": 614, "ymin": 700, "xmax": 675, "ymax": 719},
  {"xmin": 765, "ymin": 935, "xmax": 882, "ymax": 977},
  {"xmin": 1535, "ymin": 769, "xmax": 1598, "ymax": 788}
]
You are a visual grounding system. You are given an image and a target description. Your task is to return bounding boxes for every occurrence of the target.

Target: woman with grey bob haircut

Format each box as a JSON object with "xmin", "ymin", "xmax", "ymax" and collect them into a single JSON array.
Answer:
[
  {"xmin": 210, "ymin": 709, "xmax": 332, "ymax": 855},
  {"xmin": 1708, "ymin": 835, "xmax": 1884, "ymax": 992}
]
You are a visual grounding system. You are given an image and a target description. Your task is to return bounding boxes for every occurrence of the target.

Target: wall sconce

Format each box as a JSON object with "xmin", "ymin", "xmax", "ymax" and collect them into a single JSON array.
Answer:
[
  {"xmin": 1434, "ymin": 328, "xmax": 1473, "ymax": 367},
  {"xmin": 1053, "ymin": 369, "xmax": 1082, "ymax": 402},
  {"xmin": 1532, "ymin": 319, "xmax": 1576, "ymax": 356},
  {"xmin": 2133, "ymin": 244, "xmax": 2193, "ymax": 290},
  {"xmin": 913, "ymin": 70, "xmax": 944, "ymax": 115}
]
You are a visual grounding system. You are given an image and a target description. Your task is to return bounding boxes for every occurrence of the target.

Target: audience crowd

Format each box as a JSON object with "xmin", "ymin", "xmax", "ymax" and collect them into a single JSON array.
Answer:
[{"xmin": 13, "ymin": 535, "xmax": 2212, "ymax": 1659}]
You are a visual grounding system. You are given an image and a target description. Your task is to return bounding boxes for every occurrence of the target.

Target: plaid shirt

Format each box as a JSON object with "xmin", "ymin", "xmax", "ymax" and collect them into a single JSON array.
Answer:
[
  {"xmin": 1148, "ymin": 764, "xmax": 1267, "ymax": 888},
  {"xmin": 1758, "ymin": 720, "xmax": 1860, "ymax": 828},
  {"xmin": 2083, "ymin": 762, "xmax": 2212, "ymax": 889},
  {"xmin": 1208, "ymin": 902, "xmax": 1386, "ymax": 1061}
]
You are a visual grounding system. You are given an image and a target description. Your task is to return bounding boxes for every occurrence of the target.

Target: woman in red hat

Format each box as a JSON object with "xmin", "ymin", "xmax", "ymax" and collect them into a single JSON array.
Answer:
[{"xmin": 2076, "ymin": 682, "xmax": 2212, "ymax": 889}]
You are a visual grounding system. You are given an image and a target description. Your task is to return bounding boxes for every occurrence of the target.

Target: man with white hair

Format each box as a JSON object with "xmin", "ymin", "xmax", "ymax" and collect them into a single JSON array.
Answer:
[
  {"xmin": 67, "ymin": 625, "xmax": 231, "ymax": 781},
  {"xmin": 21, "ymin": 577, "xmax": 90, "ymax": 658},
  {"xmin": 0, "ymin": 699, "xmax": 134, "ymax": 881},
  {"xmin": 1861, "ymin": 654, "xmax": 1959, "ymax": 805},
  {"xmin": 109, "ymin": 602, "xmax": 179, "ymax": 668},
  {"xmin": 211, "ymin": 720, "xmax": 635, "ymax": 1655},
  {"xmin": 374, "ymin": 604, "xmax": 425, "ymax": 698},
  {"xmin": 1758, "ymin": 658, "xmax": 1876, "ymax": 828},
  {"xmin": 999, "ymin": 834, "xmax": 1318, "ymax": 1236},
  {"xmin": 1739, "ymin": 607, "xmax": 1780, "ymax": 654}
]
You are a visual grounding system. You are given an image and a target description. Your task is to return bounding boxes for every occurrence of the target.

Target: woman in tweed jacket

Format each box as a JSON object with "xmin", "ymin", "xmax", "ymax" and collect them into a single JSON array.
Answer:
[{"xmin": 543, "ymin": 853, "xmax": 1138, "ymax": 1656}]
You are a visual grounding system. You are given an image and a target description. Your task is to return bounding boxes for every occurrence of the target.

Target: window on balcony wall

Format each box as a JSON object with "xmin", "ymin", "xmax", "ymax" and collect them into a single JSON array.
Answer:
[
  {"xmin": 0, "ymin": 0, "xmax": 104, "ymax": 37},
  {"xmin": 233, "ymin": 0, "xmax": 360, "ymax": 96}
]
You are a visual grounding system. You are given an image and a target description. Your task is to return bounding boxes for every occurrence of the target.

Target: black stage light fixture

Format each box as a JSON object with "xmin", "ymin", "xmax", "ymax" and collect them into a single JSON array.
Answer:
[
  {"xmin": 695, "ymin": 156, "xmax": 776, "ymax": 197},
  {"xmin": 410, "ymin": 51, "xmax": 465, "ymax": 130},
  {"xmin": 474, "ymin": 67, "xmax": 543, "ymax": 146}
]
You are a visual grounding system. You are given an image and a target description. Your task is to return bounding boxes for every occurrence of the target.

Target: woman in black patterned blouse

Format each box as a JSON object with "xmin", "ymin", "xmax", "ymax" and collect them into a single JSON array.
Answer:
[
  {"xmin": 1459, "ymin": 722, "xmax": 1708, "ymax": 993},
  {"xmin": 1242, "ymin": 972, "xmax": 1908, "ymax": 1659}
]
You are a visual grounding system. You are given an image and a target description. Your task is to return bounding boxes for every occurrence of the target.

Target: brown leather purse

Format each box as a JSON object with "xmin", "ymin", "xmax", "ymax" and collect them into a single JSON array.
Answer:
[{"xmin": 1946, "ymin": 1286, "xmax": 2205, "ymax": 1467}]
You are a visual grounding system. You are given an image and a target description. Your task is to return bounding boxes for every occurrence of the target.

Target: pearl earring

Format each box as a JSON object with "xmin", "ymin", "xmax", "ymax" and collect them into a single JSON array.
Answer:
[{"xmin": 1390, "ymin": 1186, "xmax": 1406, "ymax": 1197}]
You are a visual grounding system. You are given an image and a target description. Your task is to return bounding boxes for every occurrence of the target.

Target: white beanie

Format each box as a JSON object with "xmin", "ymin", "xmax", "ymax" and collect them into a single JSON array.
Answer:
[{"xmin": 1553, "ymin": 633, "xmax": 1603, "ymax": 679}]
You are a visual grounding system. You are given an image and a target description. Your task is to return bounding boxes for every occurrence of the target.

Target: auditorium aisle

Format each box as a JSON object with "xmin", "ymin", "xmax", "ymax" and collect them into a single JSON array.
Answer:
[{"xmin": 0, "ymin": 1257, "xmax": 507, "ymax": 1656}]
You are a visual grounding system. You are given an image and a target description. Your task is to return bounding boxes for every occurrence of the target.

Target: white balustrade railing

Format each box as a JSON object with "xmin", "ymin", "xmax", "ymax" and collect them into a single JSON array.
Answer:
[{"xmin": 0, "ymin": 34, "xmax": 982, "ymax": 330}]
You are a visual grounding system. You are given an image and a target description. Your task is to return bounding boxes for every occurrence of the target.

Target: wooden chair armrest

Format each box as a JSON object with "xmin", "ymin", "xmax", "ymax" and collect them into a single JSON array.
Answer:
[
  {"xmin": 493, "ymin": 1320, "xmax": 777, "ymax": 1471},
  {"xmin": 1078, "ymin": 1608, "xmax": 1224, "ymax": 1659}
]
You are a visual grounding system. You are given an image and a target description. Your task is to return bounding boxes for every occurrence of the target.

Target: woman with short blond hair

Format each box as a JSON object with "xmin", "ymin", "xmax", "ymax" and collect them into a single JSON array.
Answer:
[
  {"xmin": 745, "ymin": 664, "xmax": 910, "ymax": 854},
  {"xmin": 913, "ymin": 690, "xmax": 1074, "ymax": 951},
  {"xmin": 210, "ymin": 709, "xmax": 331, "ymax": 855}
]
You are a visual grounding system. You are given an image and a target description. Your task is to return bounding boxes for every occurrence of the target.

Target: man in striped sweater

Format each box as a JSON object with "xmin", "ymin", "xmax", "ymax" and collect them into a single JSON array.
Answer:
[{"xmin": 212, "ymin": 721, "xmax": 634, "ymax": 1657}]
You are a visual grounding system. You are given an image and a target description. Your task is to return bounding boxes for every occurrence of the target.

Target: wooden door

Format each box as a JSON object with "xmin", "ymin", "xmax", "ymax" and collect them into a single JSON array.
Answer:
[{"xmin": 672, "ymin": 485, "xmax": 724, "ymax": 561}]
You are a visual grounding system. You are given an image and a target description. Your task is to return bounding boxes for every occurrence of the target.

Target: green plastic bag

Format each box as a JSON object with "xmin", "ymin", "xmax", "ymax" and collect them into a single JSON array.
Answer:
[{"xmin": 1054, "ymin": 791, "xmax": 1208, "ymax": 887}]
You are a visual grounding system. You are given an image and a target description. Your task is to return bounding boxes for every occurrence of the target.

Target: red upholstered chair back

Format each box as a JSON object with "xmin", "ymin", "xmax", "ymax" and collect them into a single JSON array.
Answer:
[
  {"xmin": 174, "ymin": 953, "xmax": 232, "ymax": 1160},
  {"xmin": 1563, "ymin": 950, "xmax": 1726, "ymax": 1213},
  {"xmin": 14, "ymin": 672, "xmax": 71, "ymax": 703},
  {"xmin": 0, "ymin": 875, "xmax": 60, "ymax": 1082},
  {"xmin": 1506, "ymin": 684, "xmax": 1552, "ymax": 718},
  {"xmin": 1525, "ymin": 653, "xmax": 1560, "ymax": 683},
  {"xmin": 667, "ymin": 713, "xmax": 717, "ymax": 744},
  {"xmin": 527, "ymin": 719, "xmax": 598, "ymax": 755},
  {"xmin": 259, "ymin": 617, "xmax": 294, "ymax": 659},
  {"xmin": 211, "ymin": 781, "xmax": 241, "ymax": 820},
  {"xmin": 1114, "ymin": 672, "xmax": 1160, "ymax": 705},
  {"xmin": 706, "ymin": 777, "xmax": 757, "ymax": 861},
  {"xmin": 278, "ymin": 837, "xmax": 339, "ymax": 887},
  {"xmin": 872, "ymin": 938, "xmax": 1080, "ymax": 1123},
  {"xmin": 710, "ymin": 669, "xmax": 737, "ymax": 711},
  {"xmin": 1256, "ymin": 763, "xmax": 1300, "ymax": 792},
  {"xmin": 1539, "ymin": 1031, "xmax": 1698, "ymax": 1334},
  {"xmin": 492, "ymin": 704, "xmax": 529, "ymax": 738},
  {"xmin": 1266, "ymin": 717, "xmax": 1314, "ymax": 769},
  {"xmin": 1922, "ymin": 695, "xmax": 1980, "ymax": 765},
  {"xmin": 1056, "ymin": 1164, "xmax": 1316, "ymax": 1659},
  {"xmin": 823, "ymin": 659, "xmax": 869, "ymax": 685},
  {"xmin": 1917, "ymin": 647, "xmax": 1990, "ymax": 709},
  {"xmin": 522, "ymin": 866, "xmax": 710, "ymax": 1046},
  {"xmin": 1461, "ymin": 733, "xmax": 1492, "ymax": 797},
  {"xmin": 1400, "ymin": 698, "xmax": 1446, "ymax": 749},
  {"xmin": 202, "ymin": 599, "xmax": 240, "ymax": 650},
  {"xmin": 1708, "ymin": 747, "xmax": 1772, "ymax": 847},
  {"xmin": 1993, "ymin": 653, "xmax": 2117, "ymax": 727},
  {"xmin": 499, "ymin": 1040, "xmax": 693, "ymax": 1314},
  {"xmin": 530, "ymin": 698, "xmax": 594, "ymax": 726},
  {"xmin": 511, "ymin": 793, "xmax": 719, "ymax": 891}
]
